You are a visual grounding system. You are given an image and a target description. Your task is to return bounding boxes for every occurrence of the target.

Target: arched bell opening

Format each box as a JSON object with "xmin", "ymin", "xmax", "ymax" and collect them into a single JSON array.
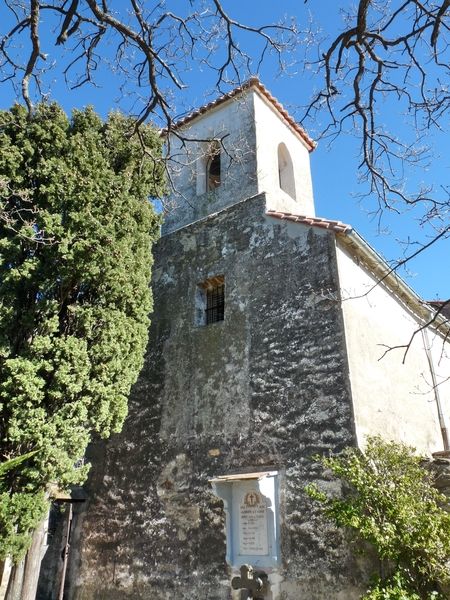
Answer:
[{"xmin": 277, "ymin": 142, "xmax": 296, "ymax": 200}]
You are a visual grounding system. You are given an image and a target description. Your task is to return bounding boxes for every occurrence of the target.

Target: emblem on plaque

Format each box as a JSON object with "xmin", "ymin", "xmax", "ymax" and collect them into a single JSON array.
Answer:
[{"xmin": 244, "ymin": 491, "xmax": 260, "ymax": 507}]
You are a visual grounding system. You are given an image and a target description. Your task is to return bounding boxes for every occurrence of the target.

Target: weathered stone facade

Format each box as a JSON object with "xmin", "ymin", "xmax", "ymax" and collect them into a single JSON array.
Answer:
[
  {"xmin": 50, "ymin": 81, "xmax": 449, "ymax": 600},
  {"xmin": 66, "ymin": 193, "xmax": 370, "ymax": 599}
]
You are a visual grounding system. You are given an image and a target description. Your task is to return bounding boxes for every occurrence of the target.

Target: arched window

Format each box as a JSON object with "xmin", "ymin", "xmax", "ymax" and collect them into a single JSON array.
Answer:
[
  {"xmin": 277, "ymin": 143, "xmax": 296, "ymax": 200},
  {"xmin": 206, "ymin": 141, "xmax": 221, "ymax": 191}
]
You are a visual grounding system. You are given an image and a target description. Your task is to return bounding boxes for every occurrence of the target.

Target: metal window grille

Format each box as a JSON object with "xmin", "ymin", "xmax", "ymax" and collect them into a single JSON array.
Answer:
[{"xmin": 206, "ymin": 282, "xmax": 224, "ymax": 324}]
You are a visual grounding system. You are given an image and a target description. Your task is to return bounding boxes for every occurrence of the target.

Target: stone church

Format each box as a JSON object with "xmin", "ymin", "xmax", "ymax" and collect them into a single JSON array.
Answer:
[{"xmin": 41, "ymin": 79, "xmax": 450, "ymax": 599}]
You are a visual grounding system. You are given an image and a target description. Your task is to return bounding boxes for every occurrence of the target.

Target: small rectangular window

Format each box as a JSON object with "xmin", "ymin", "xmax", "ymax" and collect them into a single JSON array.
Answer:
[
  {"xmin": 196, "ymin": 275, "xmax": 225, "ymax": 325},
  {"xmin": 206, "ymin": 281, "xmax": 224, "ymax": 324}
]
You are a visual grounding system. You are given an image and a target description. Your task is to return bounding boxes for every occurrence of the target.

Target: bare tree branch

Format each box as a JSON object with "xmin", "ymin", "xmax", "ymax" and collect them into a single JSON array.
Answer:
[
  {"xmin": 0, "ymin": 0, "xmax": 296, "ymax": 129},
  {"xmin": 21, "ymin": 0, "xmax": 41, "ymax": 111},
  {"xmin": 303, "ymin": 0, "xmax": 449, "ymax": 213},
  {"xmin": 301, "ymin": 0, "xmax": 449, "ymax": 325}
]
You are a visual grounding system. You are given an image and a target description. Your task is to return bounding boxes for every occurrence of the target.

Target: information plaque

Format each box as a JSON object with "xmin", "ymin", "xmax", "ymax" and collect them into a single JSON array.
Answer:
[
  {"xmin": 238, "ymin": 491, "xmax": 268, "ymax": 555},
  {"xmin": 209, "ymin": 470, "xmax": 279, "ymax": 567}
]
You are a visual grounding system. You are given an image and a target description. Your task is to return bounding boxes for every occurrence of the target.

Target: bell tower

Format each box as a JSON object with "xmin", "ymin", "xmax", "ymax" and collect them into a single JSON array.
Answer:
[{"xmin": 163, "ymin": 78, "xmax": 316, "ymax": 234}]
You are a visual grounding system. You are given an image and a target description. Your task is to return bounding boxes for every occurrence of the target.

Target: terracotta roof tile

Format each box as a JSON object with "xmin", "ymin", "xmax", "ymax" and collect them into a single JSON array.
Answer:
[
  {"xmin": 167, "ymin": 77, "xmax": 316, "ymax": 152},
  {"xmin": 266, "ymin": 210, "xmax": 352, "ymax": 234}
]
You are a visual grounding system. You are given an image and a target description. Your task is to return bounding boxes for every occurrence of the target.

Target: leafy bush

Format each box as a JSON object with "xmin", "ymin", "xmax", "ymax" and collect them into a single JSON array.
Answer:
[{"xmin": 307, "ymin": 437, "xmax": 450, "ymax": 599}]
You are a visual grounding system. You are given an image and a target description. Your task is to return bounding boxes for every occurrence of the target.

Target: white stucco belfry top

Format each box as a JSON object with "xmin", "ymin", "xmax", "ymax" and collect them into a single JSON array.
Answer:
[
  {"xmin": 167, "ymin": 77, "xmax": 316, "ymax": 152},
  {"xmin": 163, "ymin": 78, "xmax": 317, "ymax": 234}
]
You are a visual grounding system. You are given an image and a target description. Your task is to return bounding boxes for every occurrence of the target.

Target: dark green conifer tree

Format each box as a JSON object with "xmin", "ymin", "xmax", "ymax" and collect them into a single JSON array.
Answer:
[{"xmin": 0, "ymin": 103, "xmax": 164, "ymax": 559}]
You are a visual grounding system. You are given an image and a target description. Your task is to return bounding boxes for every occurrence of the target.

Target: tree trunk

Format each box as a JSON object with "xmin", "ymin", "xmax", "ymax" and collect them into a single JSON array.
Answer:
[
  {"xmin": 21, "ymin": 519, "xmax": 47, "ymax": 600},
  {"xmin": 4, "ymin": 559, "xmax": 24, "ymax": 600},
  {"xmin": 0, "ymin": 559, "xmax": 12, "ymax": 600},
  {"xmin": 5, "ymin": 518, "xmax": 47, "ymax": 600}
]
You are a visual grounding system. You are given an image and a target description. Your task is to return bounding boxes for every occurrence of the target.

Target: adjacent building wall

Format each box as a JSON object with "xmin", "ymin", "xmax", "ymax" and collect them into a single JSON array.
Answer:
[
  {"xmin": 336, "ymin": 241, "xmax": 450, "ymax": 454},
  {"xmin": 69, "ymin": 195, "xmax": 366, "ymax": 600}
]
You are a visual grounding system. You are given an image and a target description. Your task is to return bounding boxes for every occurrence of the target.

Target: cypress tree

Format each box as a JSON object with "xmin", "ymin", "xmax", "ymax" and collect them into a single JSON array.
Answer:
[{"xmin": 0, "ymin": 103, "xmax": 164, "ymax": 559}]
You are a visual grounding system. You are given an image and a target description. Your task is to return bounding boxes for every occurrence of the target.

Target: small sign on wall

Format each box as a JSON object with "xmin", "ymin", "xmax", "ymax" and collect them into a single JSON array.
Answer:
[
  {"xmin": 210, "ymin": 471, "xmax": 280, "ymax": 569},
  {"xmin": 239, "ymin": 490, "xmax": 269, "ymax": 555}
]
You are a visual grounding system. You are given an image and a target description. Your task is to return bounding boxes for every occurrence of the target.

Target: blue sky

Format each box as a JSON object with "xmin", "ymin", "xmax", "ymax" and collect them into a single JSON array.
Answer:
[{"xmin": 1, "ymin": 0, "xmax": 448, "ymax": 300}]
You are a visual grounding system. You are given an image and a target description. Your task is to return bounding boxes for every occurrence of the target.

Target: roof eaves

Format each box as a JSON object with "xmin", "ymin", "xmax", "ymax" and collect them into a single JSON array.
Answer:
[
  {"xmin": 267, "ymin": 209, "xmax": 449, "ymax": 337},
  {"xmin": 339, "ymin": 229, "xmax": 450, "ymax": 336},
  {"xmin": 266, "ymin": 210, "xmax": 352, "ymax": 233}
]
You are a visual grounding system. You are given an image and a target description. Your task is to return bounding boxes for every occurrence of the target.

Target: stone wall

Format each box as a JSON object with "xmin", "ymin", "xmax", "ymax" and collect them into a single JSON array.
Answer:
[
  {"xmin": 426, "ymin": 456, "xmax": 450, "ymax": 502},
  {"xmin": 68, "ymin": 194, "xmax": 367, "ymax": 599}
]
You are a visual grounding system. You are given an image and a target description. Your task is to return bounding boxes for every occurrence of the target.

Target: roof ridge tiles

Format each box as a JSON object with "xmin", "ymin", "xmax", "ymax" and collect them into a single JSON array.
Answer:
[
  {"xmin": 266, "ymin": 210, "xmax": 352, "ymax": 234},
  {"xmin": 166, "ymin": 77, "xmax": 316, "ymax": 152}
]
